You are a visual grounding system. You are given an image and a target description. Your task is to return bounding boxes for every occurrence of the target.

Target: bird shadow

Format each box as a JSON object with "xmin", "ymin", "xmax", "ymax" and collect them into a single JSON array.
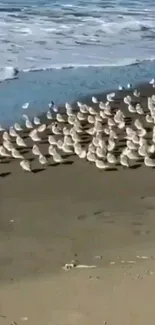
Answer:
[
  {"xmin": 105, "ymin": 167, "xmax": 118, "ymax": 172},
  {"xmin": 130, "ymin": 164, "xmax": 141, "ymax": 169},
  {"xmin": 0, "ymin": 172, "xmax": 11, "ymax": 177},
  {"xmin": 32, "ymin": 168, "xmax": 45, "ymax": 174},
  {"xmin": 62, "ymin": 160, "xmax": 74, "ymax": 165},
  {"xmin": 0, "ymin": 159, "xmax": 11, "ymax": 164},
  {"xmin": 49, "ymin": 160, "xmax": 74, "ymax": 167}
]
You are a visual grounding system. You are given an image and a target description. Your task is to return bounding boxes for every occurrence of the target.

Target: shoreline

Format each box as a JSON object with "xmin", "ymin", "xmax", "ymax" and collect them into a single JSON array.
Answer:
[{"xmin": 0, "ymin": 58, "xmax": 155, "ymax": 126}]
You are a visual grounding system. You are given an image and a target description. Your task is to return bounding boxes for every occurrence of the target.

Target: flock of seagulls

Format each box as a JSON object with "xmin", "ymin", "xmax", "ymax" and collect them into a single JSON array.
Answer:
[{"xmin": 1, "ymin": 81, "xmax": 155, "ymax": 174}]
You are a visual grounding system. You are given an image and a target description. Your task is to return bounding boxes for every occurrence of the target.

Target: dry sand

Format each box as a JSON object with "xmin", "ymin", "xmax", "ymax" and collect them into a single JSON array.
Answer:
[{"xmin": 1, "ymin": 83, "xmax": 155, "ymax": 324}]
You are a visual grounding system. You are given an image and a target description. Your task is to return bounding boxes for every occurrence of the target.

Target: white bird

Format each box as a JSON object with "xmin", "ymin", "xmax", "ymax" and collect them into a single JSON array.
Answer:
[
  {"xmin": 136, "ymin": 103, "xmax": 144, "ymax": 115},
  {"xmin": 146, "ymin": 114, "xmax": 154, "ymax": 124},
  {"xmin": 34, "ymin": 116, "xmax": 41, "ymax": 125},
  {"xmin": 38, "ymin": 154, "xmax": 48, "ymax": 167},
  {"xmin": 149, "ymin": 79, "xmax": 155, "ymax": 85},
  {"xmin": 79, "ymin": 104, "xmax": 88, "ymax": 114},
  {"xmin": 133, "ymin": 89, "xmax": 140, "ymax": 97},
  {"xmin": 56, "ymin": 113, "xmax": 66, "ymax": 123},
  {"xmin": 124, "ymin": 96, "xmax": 132, "ymax": 105},
  {"xmin": 134, "ymin": 119, "xmax": 143, "ymax": 130},
  {"xmin": 37, "ymin": 124, "xmax": 46, "ymax": 133},
  {"xmin": 120, "ymin": 154, "xmax": 130, "ymax": 167},
  {"xmin": 11, "ymin": 148, "xmax": 24, "ymax": 159},
  {"xmin": 87, "ymin": 151, "xmax": 96, "ymax": 162},
  {"xmin": 63, "ymin": 126, "xmax": 70, "ymax": 136},
  {"xmin": 126, "ymin": 149, "xmax": 139, "ymax": 160},
  {"xmin": 68, "ymin": 115, "xmax": 76, "ymax": 125},
  {"xmin": 88, "ymin": 115, "xmax": 95, "ymax": 124},
  {"xmin": 128, "ymin": 104, "xmax": 136, "ymax": 113},
  {"xmin": 99, "ymin": 101, "xmax": 105, "ymax": 110},
  {"xmin": 52, "ymin": 124, "xmax": 62, "ymax": 135},
  {"xmin": 3, "ymin": 140, "xmax": 14, "ymax": 152},
  {"xmin": 20, "ymin": 159, "xmax": 31, "ymax": 172},
  {"xmin": 48, "ymin": 145, "xmax": 56, "ymax": 156},
  {"xmin": 32, "ymin": 144, "xmax": 41, "ymax": 156},
  {"xmin": 0, "ymin": 145, "xmax": 10, "ymax": 157},
  {"xmin": 107, "ymin": 152, "xmax": 117, "ymax": 164},
  {"xmin": 14, "ymin": 122, "xmax": 23, "ymax": 131},
  {"xmin": 9, "ymin": 127, "xmax": 18, "ymax": 138},
  {"xmin": 89, "ymin": 106, "xmax": 97, "ymax": 115},
  {"xmin": 96, "ymin": 147, "xmax": 106, "ymax": 159},
  {"xmin": 62, "ymin": 143, "xmax": 73, "ymax": 154},
  {"xmin": 92, "ymin": 96, "xmax": 98, "ymax": 104},
  {"xmin": 22, "ymin": 102, "xmax": 29, "ymax": 109},
  {"xmin": 107, "ymin": 137, "xmax": 115, "ymax": 151},
  {"xmin": 78, "ymin": 149, "xmax": 86, "ymax": 159},
  {"xmin": 107, "ymin": 92, "xmax": 115, "ymax": 102},
  {"xmin": 53, "ymin": 151, "xmax": 64, "ymax": 163},
  {"xmin": 65, "ymin": 103, "xmax": 73, "ymax": 116},
  {"xmin": 47, "ymin": 110, "xmax": 53, "ymax": 120},
  {"xmin": 144, "ymin": 156, "xmax": 155, "ymax": 167},
  {"xmin": 138, "ymin": 144, "xmax": 148, "ymax": 157},
  {"xmin": 126, "ymin": 140, "xmax": 137, "ymax": 151},
  {"xmin": 16, "ymin": 136, "xmax": 27, "ymax": 147},
  {"xmin": 25, "ymin": 119, "xmax": 33, "ymax": 129},
  {"xmin": 29, "ymin": 129, "xmax": 41, "ymax": 142},
  {"xmin": 48, "ymin": 135, "xmax": 57, "ymax": 145},
  {"xmin": 95, "ymin": 159, "xmax": 110, "ymax": 170},
  {"xmin": 57, "ymin": 139, "xmax": 64, "ymax": 149},
  {"xmin": 64, "ymin": 135, "xmax": 74, "ymax": 146},
  {"xmin": 3, "ymin": 131, "xmax": 11, "ymax": 141}
]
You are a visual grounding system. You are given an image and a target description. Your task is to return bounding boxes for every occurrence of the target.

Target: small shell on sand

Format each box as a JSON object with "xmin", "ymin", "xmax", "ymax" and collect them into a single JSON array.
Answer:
[
  {"xmin": 136, "ymin": 255, "xmax": 149, "ymax": 259},
  {"xmin": 62, "ymin": 260, "xmax": 96, "ymax": 271}
]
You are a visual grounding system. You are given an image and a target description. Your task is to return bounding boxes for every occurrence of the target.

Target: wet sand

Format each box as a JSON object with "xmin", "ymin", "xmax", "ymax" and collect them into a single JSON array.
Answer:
[{"xmin": 1, "ymin": 83, "xmax": 155, "ymax": 324}]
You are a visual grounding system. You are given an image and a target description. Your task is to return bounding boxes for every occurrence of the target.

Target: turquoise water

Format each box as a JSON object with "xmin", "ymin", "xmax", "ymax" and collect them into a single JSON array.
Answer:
[
  {"xmin": 0, "ymin": 0, "xmax": 155, "ymax": 126},
  {"xmin": 1, "ymin": 59, "xmax": 155, "ymax": 126}
]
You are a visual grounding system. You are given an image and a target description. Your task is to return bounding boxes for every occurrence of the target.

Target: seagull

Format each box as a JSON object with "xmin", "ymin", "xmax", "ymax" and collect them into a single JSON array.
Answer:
[
  {"xmin": 34, "ymin": 116, "xmax": 41, "ymax": 125},
  {"xmin": 92, "ymin": 96, "xmax": 98, "ymax": 104},
  {"xmin": 37, "ymin": 124, "xmax": 46, "ymax": 133},
  {"xmin": 48, "ymin": 135, "xmax": 57, "ymax": 145},
  {"xmin": 144, "ymin": 156, "xmax": 155, "ymax": 167},
  {"xmin": 25, "ymin": 119, "xmax": 33, "ymax": 129},
  {"xmin": 14, "ymin": 123, "xmax": 23, "ymax": 131},
  {"xmin": 16, "ymin": 136, "xmax": 27, "ymax": 147},
  {"xmin": 20, "ymin": 159, "xmax": 31, "ymax": 172},
  {"xmin": 3, "ymin": 131, "xmax": 11, "ymax": 141},
  {"xmin": 95, "ymin": 159, "xmax": 111, "ymax": 170},
  {"xmin": 22, "ymin": 102, "xmax": 29, "ymax": 109},
  {"xmin": 9, "ymin": 127, "xmax": 18, "ymax": 137},
  {"xmin": 0, "ymin": 145, "xmax": 10, "ymax": 157},
  {"xmin": 29, "ymin": 129, "xmax": 41, "ymax": 142},
  {"xmin": 53, "ymin": 151, "xmax": 64, "ymax": 163},
  {"xmin": 120, "ymin": 154, "xmax": 130, "ymax": 167},
  {"xmin": 32, "ymin": 144, "xmax": 41, "ymax": 156},
  {"xmin": 38, "ymin": 154, "xmax": 48, "ymax": 167},
  {"xmin": 11, "ymin": 148, "xmax": 24, "ymax": 159},
  {"xmin": 47, "ymin": 110, "xmax": 53, "ymax": 120},
  {"xmin": 3, "ymin": 140, "xmax": 14, "ymax": 152},
  {"xmin": 107, "ymin": 92, "xmax": 115, "ymax": 102}
]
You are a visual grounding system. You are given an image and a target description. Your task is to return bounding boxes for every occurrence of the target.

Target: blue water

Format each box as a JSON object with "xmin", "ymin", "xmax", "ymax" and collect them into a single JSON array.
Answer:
[{"xmin": 0, "ymin": 0, "xmax": 155, "ymax": 125}]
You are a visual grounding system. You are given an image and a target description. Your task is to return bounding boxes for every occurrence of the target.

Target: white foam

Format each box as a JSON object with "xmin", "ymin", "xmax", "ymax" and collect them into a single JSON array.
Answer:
[
  {"xmin": 0, "ymin": 0, "xmax": 154, "ymax": 77},
  {"xmin": 0, "ymin": 66, "xmax": 18, "ymax": 81}
]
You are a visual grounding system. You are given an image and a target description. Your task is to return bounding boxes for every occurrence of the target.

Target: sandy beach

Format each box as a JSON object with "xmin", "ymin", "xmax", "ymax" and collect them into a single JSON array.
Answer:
[{"xmin": 1, "ymin": 83, "xmax": 155, "ymax": 324}]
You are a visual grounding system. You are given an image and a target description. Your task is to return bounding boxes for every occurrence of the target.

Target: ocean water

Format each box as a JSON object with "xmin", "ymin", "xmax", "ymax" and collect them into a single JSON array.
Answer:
[{"xmin": 0, "ymin": 0, "xmax": 155, "ymax": 125}]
